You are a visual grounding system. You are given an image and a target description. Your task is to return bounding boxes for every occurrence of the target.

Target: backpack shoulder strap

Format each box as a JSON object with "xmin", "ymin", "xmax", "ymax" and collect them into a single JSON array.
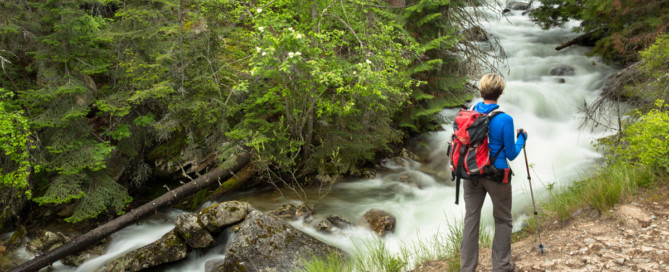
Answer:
[{"xmin": 487, "ymin": 108, "xmax": 504, "ymax": 119}]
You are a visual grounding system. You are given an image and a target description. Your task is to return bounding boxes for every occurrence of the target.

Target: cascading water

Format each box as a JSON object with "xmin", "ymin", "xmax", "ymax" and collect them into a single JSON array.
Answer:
[{"xmin": 14, "ymin": 2, "xmax": 618, "ymax": 272}]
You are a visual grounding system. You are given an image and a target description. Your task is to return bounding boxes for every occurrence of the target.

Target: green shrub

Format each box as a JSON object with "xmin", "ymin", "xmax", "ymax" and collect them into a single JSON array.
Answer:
[{"xmin": 614, "ymin": 100, "xmax": 669, "ymax": 174}]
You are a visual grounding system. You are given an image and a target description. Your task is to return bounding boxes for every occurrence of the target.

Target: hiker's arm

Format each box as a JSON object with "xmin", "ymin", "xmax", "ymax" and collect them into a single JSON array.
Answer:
[{"xmin": 502, "ymin": 116, "xmax": 525, "ymax": 161}]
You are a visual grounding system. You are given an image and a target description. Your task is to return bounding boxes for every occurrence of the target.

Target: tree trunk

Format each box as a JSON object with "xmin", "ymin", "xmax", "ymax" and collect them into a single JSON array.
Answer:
[
  {"xmin": 388, "ymin": 0, "xmax": 405, "ymax": 7},
  {"xmin": 9, "ymin": 152, "xmax": 252, "ymax": 272},
  {"xmin": 555, "ymin": 32, "xmax": 595, "ymax": 51}
]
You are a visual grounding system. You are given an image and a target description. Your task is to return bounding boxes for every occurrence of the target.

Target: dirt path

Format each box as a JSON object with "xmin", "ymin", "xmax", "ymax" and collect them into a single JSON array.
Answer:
[{"xmin": 415, "ymin": 190, "xmax": 669, "ymax": 272}]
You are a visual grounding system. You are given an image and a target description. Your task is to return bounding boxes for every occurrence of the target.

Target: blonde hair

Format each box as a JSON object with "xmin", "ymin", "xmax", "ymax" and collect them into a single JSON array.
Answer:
[{"xmin": 478, "ymin": 74, "xmax": 505, "ymax": 100}]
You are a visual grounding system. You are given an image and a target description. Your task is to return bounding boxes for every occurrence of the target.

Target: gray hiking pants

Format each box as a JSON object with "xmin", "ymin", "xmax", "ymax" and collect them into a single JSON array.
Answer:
[{"xmin": 460, "ymin": 176, "xmax": 513, "ymax": 272}]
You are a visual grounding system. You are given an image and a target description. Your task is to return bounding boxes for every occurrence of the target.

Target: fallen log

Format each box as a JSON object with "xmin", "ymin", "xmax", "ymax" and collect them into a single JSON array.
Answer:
[
  {"xmin": 9, "ymin": 152, "xmax": 252, "ymax": 272},
  {"xmin": 555, "ymin": 32, "xmax": 595, "ymax": 51},
  {"xmin": 206, "ymin": 162, "xmax": 257, "ymax": 202}
]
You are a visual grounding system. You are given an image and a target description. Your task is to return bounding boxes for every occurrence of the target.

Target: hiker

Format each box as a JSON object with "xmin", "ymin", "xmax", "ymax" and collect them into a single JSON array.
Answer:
[{"xmin": 460, "ymin": 73, "xmax": 527, "ymax": 272}]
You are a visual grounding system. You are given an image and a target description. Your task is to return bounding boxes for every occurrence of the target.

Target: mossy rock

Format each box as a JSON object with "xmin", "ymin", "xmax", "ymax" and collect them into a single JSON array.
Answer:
[
  {"xmin": 218, "ymin": 211, "xmax": 344, "ymax": 272},
  {"xmin": 97, "ymin": 229, "xmax": 187, "ymax": 272},
  {"xmin": 175, "ymin": 212, "xmax": 215, "ymax": 249},
  {"xmin": 198, "ymin": 201, "xmax": 250, "ymax": 233}
]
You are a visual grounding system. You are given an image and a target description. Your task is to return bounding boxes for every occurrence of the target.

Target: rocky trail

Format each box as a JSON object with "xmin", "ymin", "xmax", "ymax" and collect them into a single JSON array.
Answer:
[{"xmin": 416, "ymin": 188, "xmax": 669, "ymax": 272}]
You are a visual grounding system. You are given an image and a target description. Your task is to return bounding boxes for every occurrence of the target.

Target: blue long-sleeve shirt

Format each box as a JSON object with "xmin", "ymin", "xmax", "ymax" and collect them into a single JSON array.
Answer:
[{"xmin": 472, "ymin": 102, "xmax": 526, "ymax": 169}]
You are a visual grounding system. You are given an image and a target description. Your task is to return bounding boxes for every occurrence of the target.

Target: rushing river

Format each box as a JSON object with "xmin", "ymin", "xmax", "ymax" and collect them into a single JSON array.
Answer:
[{"xmin": 14, "ymin": 2, "xmax": 618, "ymax": 272}]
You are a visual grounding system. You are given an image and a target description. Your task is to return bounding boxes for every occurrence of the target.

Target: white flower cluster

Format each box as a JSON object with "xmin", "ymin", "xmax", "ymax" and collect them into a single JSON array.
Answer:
[{"xmin": 287, "ymin": 52, "xmax": 302, "ymax": 58}]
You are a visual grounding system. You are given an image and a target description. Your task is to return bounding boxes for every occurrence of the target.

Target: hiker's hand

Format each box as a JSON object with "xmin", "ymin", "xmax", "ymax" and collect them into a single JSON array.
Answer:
[{"xmin": 517, "ymin": 129, "xmax": 528, "ymax": 140}]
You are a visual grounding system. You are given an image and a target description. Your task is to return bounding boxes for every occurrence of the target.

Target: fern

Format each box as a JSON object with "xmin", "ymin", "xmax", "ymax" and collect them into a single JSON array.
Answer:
[
  {"xmin": 416, "ymin": 13, "xmax": 443, "ymax": 27},
  {"xmin": 33, "ymin": 173, "xmax": 86, "ymax": 205},
  {"xmin": 65, "ymin": 171, "xmax": 132, "ymax": 223}
]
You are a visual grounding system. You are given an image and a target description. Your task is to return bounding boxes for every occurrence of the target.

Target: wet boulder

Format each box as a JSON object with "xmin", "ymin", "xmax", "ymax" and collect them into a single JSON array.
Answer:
[
  {"xmin": 268, "ymin": 203, "xmax": 311, "ymax": 221},
  {"xmin": 97, "ymin": 229, "xmax": 188, "ymax": 272},
  {"xmin": 175, "ymin": 212, "xmax": 215, "ymax": 249},
  {"xmin": 25, "ymin": 230, "xmax": 107, "ymax": 266},
  {"xmin": 550, "ymin": 65, "xmax": 576, "ymax": 76},
  {"xmin": 218, "ymin": 211, "xmax": 344, "ymax": 272},
  {"xmin": 316, "ymin": 219, "xmax": 333, "ymax": 233},
  {"xmin": 399, "ymin": 174, "xmax": 417, "ymax": 185},
  {"xmin": 362, "ymin": 209, "xmax": 396, "ymax": 236},
  {"xmin": 205, "ymin": 258, "xmax": 226, "ymax": 272},
  {"xmin": 506, "ymin": 1, "xmax": 530, "ymax": 10},
  {"xmin": 401, "ymin": 148, "xmax": 421, "ymax": 162},
  {"xmin": 326, "ymin": 215, "xmax": 352, "ymax": 229},
  {"xmin": 198, "ymin": 201, "xmax": 250, "ymax": 233},
  {"xmin": 61, "ymin": 239, "xmax": 109, "ymax": 266},
  {"xmin": 26, "ymin": 230, "xmax": 69, "ymax": 255}
]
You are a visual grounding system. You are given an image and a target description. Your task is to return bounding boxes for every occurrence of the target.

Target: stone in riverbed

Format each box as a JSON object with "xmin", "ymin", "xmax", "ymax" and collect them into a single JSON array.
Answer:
[
  {"xmin": 26, "ymin": 230, "xmax": 107, "ymax": 266},
  {"xmin": 327, "ymin": 215, "xmax": 352, "ymax": 229},
  {"xmin": 96, "ymin": 229, "xmax": 188, "ymax": 272},
  {"xmin": 198, "ymin": 201, "xmax": 250, "ymax": 233},
  {"xmin": 362, "ymin": 209, "xmax": 396, "ymax": 236},
  {"xmin": 506, "ymin": 1, "xmax": 530, "ymax": 10},
  {"xmin": 550, "ymin": 65, "xmax": 576, "ymax": 76},
  {"xmin": 218, "ymin": 210, "xmax": 344, "ymax": 272},
  {"xmin": 268, "ymin": 203, "xmax": 311, "ymax": 221},
  {"xmin": 316, "ymin": 219, "xmax": 333, "ymax": 233},
  {"xmin": 175, "ymin": 212, "xmax": 215, "ymax": 249}
]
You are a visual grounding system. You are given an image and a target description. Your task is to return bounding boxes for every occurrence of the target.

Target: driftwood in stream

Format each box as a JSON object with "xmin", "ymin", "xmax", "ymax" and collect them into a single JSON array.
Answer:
[
  {"xmin": 555, "ymin": 32, "xmax": 595, "ymax": 51},
  {"xmin": 9, "ymin": 152, "xmax": 252, "ymax": 272}
]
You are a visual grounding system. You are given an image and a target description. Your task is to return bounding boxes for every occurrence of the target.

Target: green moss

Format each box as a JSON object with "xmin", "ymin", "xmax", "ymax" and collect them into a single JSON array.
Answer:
[
  {"xmin": 7, "ymin": 225, "xmax": 26, "ymax": 248},
  {"xmin": 176, "ymin": 189, "xmax": 210, "ymax": 211},
  {"xmin": 145, "ymin": 133, "xmax": 186, "ymax": 162}
]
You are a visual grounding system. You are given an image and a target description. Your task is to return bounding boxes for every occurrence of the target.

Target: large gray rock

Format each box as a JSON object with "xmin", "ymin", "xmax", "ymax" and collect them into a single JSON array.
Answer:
[
  {"xmin": 175, "ymin": 212, "xmax": 215, "ymax": 249},
  {"xmin": 218, "ymin": 211, "xmax": 344, "ymax": 272},
  {"xmin": 362, "ymin": 209, "xmax": 396, "ymax": 236},
  {"xmin": 97, "ymin": 229, "xmax": 188, "ymax": 272},
  {"xmin": 198, "ymin": 201, "xmax": 250, "ymax": 233}
]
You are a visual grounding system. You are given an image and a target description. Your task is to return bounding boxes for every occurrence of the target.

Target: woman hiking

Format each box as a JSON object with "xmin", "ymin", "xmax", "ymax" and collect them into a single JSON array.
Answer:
[{"xmin": 460, "ymin": 73, "xmax": 527, "ymax": 272}]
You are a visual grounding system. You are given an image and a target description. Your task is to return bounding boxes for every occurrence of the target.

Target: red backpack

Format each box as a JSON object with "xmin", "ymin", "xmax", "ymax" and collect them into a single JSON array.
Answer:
[{"xmin": 448, "ymin": 106, "xmax": 503, "ymax": 204}]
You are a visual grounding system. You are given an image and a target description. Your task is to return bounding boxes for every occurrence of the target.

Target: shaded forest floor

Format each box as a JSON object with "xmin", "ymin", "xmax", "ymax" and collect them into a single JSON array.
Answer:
[{"xmin": 414, "ymin": 185, "xmax": 669, "ymax": 271}]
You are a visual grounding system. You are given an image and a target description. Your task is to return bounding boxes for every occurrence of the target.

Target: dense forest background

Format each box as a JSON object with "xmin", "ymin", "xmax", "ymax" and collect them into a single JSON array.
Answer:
[
  {"xmin": 0, "ymin": 0, "xmax": 667, "ymax": 233},
  {"xmin": 0, "ymin": 0, "xmax": 491, "ymax": 228}
]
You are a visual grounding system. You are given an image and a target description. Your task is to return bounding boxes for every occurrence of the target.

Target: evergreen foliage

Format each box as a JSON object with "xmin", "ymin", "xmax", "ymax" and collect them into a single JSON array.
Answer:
[
  {"xmin": 0, "ymin": 0, "xmax": 488, "ymax": 222},
  {"xmin": 530, "ymin": 0, "xmax": 669, "ymax": 63}
]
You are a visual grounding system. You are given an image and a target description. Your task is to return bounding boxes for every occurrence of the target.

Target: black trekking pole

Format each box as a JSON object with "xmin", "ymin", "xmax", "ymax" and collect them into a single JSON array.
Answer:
[{"xmin": 519, "ymin": 128, "xmax": 546, "ymax": 254}]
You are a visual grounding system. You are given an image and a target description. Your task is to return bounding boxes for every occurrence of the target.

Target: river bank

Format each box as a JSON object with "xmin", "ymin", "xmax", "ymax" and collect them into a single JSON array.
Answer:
[{"xmin": 414, "ymin": 183, "xmax": 669, "ymax": 271}]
